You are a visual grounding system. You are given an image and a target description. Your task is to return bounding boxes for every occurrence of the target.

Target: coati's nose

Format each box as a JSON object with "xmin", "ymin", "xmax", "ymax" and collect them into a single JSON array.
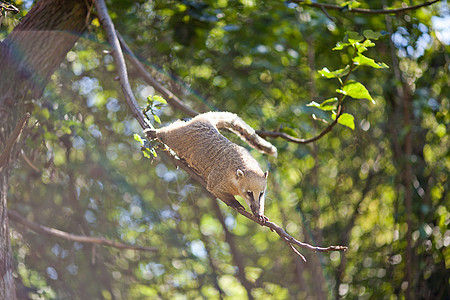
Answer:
[{"xmin": 250, "ymin": 204, "xmax": 259, "ymax": 216}]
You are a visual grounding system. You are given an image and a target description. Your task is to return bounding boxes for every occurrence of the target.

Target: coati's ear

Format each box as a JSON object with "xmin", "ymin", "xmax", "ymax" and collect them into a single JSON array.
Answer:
[
  {"xmin": 264, "ymin": 171, "xmax": 268, "ymax": 179},
  {"xmin": 236, "ymin": 169, "xmax": 244, "ymax": 178}
]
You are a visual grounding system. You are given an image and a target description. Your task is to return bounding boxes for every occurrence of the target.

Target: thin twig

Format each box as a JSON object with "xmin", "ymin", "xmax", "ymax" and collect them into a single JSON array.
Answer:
[
  {"xmin": 20, "ymin": 150, "xmax": 40, "ymax": 173},
  {"xmin": 8, "ymin": 209, "xmax": 157, "ymax": 252},
  {"xmin": 289, "ymin": 0, "xmax": 441, "ymax": 15},
  {"xmin": 0, "ymin": 112, "xmax": 30, "ymax": 169},
  {"xmin": 117, "ymin": 32, "xmax": 199, "ymax": 118},
  {"xmin": 94, "ymin": 0, "xmax": 149, "ymax": 130}
]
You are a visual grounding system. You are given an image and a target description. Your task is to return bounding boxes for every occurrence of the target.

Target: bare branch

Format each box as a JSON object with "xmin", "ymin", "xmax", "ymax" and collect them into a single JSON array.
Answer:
[
  {"xmin": 94, "ymin": 0, "xmax": 149, "ymax": 130},
  {"xmin": 289, "ymin": 0, "xmax": 441, "ymax": 15},
  {"xmin": 0, "ymin": 112, "xmax": 30, "ymax": 169},
  {"xmin": 117, "ymin": 32, "xmax": 199, "ymax": 118},
  {"xmin": 20, "ymin": 150, "xmax": 40, "ymax": 173},
  {"xmin": 8, "ymin": 209, "xmax": 157, "ymax": 252}
]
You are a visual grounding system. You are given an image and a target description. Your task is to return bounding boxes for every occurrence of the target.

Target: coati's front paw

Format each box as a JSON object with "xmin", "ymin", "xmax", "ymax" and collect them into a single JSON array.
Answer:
[
  {"xmin": 256, "ymin": 214, "xmax": 269, "ymax": 225},
  {"xmin": 230, "ymin": 201, "xmax": 245, "ymax": 211}
]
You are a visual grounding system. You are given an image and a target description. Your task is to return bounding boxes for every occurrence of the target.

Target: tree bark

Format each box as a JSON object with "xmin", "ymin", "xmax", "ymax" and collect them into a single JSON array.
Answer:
[{"xmin": 0, "ymin": 0, "xmax": 91, "ymax": 298}]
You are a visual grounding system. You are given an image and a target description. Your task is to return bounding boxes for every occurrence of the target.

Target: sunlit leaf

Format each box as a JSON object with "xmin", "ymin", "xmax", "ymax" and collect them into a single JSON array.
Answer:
[
  {"xmin": 152, "ymin": 95, "xmax": 167, "ymax": 104},
  {"xmin": 338, "ymin": 80, "xmax": 375, "ymax": 103},
  {"xmin": 354, "ymin": 53, "xmax": 389, "ymax": 69},
  {"xmin": 341, "ymin": 0, "xmax": 361, "ymax": 9},
  {"xmin": 134, "ymin": 134, "xmax": 143, "ymax": 144},
  {"xmin": 333, "ymin": 42, "xmax": 350, "ymax": 50},
  {"xmin": 332, "ymin": 112, "xmax": 355, "ymax": 129},
  {"xmin": 362, "ymin": 39, "xmax": 376, "ymax": 48},
  {"xmin": 307, "ymin": 97, "xmax": 338, "ymax": 111},
  {"xmin": 153, "ymin": 114, "xmax": 161, "ymax": 124},
  {"xmin": 318, "ymin": 67, "xmax": 348, "ymax": 78}
]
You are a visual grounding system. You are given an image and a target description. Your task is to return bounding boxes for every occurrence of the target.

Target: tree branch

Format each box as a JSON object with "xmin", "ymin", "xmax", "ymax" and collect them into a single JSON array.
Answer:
[
  {"xmin": 94, "ymin": 0, "xmax": 149, "ymax": 130},
  {"xmin": 98, "ymin": 0, "xmax": 347, "ymax": 261},
  {"xmin": 289, "ymin": 0, "xmax": 441, "ymax": 15},
  {"xmin": 8, "ymin": 209, "xmax": 157, "ymax": 252},
  {"xmin": 256, "ymin": 122, "xmax": 337, "ymax": 144},
  {"xmin": 0, "ymin": 112, "xmax": 30, "ymax": 169}
]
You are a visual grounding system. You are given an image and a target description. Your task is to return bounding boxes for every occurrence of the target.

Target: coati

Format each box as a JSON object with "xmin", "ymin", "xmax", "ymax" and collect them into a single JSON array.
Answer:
[{"xmin": 145, "ymin": 112, "xmax": 277, "ymax": 223}]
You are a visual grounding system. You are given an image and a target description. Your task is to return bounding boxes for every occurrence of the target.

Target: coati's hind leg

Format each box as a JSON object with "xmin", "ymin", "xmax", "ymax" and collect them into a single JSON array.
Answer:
[{"xmin": 212, "ymin": 190, "xmax": 245, "ymax": 211}]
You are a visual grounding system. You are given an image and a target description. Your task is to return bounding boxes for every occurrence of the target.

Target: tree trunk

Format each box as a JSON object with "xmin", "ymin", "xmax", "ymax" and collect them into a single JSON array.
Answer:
[{"xmin": 0, "ymin": 0, "xmax": 91, "ymax": 298}]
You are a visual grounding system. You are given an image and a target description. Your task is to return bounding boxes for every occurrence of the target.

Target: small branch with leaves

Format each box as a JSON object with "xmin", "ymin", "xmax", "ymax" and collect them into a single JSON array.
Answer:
[{"xmin": 258, "ymin": 30, "xmax": 389, "ymax": 144}]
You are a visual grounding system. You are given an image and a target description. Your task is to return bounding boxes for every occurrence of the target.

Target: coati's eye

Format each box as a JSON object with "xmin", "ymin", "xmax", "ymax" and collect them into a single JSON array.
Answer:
[{"xmin": 246, "ymin": 191, "xmax": 253, "ymax": 198}]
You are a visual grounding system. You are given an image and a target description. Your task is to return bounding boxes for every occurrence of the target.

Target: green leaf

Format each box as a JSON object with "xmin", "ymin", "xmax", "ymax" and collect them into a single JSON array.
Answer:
[
  {"xmin": 354, "ymin": 53, "xmax": 389, "ymax": 69},
  {"xmin": 152, "ymin": 95, "xmax": 167, "ymax": 105},
  {"xmin": 134, "ymin": 133, "xmax": 144, "ymax": 144},
  {"xmin": 345, "ymin": 31, "xmax": 364, "ymax": 45},
  {"xmin": 142, "ymin": 147, "xmax": 157, "ymax": 159},
  {"xmin": 362, "ymin": 39, "xmax": 376, "ymax": 48},
  {"xmin": 147, "ymin": 95, "xmax": 168, "ymax": 105},
  {"xmin": 318, "ymin": 67, "xmax": 335, "ymax": 78},
  {"xmin": 341, "ymin": 1, "xmax": 361, "ymax": 9},
  {"xmin": 153, "ymin": 114, "xmax": 162, "ymax": 124},
  {"xmin": 41, "ymin": 108, "xmax": 50, "ymax": 120},
  {"xmin": 307, "ymin": 97, "xmax": 338, "ymax": 111},
  {"xmin": 338, "ymin": 80, "xmax": 375, "ymax": 104},
  {"xmin": 280, "ymin": 127, "xmax": 297, "ymax": 137},
  {"xmin": 336, "ymin": 113, "xmax": 355, "ymax": 130},
  {"xmin": 318, "ymin": 67, "xmax": 348, "ymax": 78},
  {"xmin": 333, "ymin": 42, "xmax": 350, "ymax": 50},
  {"xmin": 354, "ymin": 39, "xmax": 376, "ymax": 53},
  {"xmin": 363, "ymin": 30, "xmax": 383, "ymax": 40},
  {"xmin": 306, "ymin": 101, "xmax": 321, "ymax": 108}
]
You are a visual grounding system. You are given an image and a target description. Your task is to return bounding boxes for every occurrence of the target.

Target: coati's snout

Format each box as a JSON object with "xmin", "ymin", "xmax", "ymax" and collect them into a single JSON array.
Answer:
[{"xmin": 236, "ymin": 169, "xmax": 268, "ymax": 222}]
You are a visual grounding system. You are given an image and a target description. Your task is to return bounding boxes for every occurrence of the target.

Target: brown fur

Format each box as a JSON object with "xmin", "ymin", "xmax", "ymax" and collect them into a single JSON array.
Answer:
[{"xmin": 146, "ymin": 112, "xmax": 276, "ymax": 222}]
